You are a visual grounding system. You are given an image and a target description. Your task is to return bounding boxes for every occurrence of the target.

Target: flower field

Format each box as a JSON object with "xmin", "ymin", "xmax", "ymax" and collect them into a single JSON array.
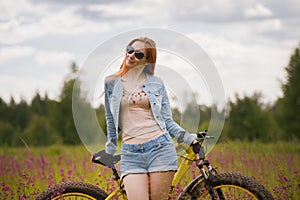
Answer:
[{"xmin": 1, "ymin": 141, "xmax": 299, "ymax": 199}]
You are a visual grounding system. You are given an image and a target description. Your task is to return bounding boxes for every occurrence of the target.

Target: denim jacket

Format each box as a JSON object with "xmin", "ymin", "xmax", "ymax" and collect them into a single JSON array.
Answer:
[{"xmin": 104, "ymin": 73, "xmax": 196, "ymax": 155}]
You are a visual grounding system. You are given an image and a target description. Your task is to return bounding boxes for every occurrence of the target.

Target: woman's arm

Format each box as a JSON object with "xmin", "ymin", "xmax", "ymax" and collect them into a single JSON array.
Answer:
[
  {"xmin": 160, "ymin": 84, "xmax": 196, "ymax": 145},
  {"xmin": 104, "ymin": 82, "xmax": 118, "ymax": 155}
]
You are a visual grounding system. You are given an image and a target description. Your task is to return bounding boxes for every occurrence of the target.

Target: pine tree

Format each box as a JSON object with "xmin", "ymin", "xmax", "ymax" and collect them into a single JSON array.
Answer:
[
  {"xmin": 55, "ymin": 62, "xmax": 82, "ymax": 144},
  {"xmin": 226, "ymin": 93, "xmax": 274, "ymax": 141},
  {"xmin": 280, "ymin": 45, "xmax": 300, "ymax": 139}
]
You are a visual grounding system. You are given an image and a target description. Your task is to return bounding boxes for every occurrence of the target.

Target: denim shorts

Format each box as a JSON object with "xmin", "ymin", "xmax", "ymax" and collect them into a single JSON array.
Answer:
[{"xmin": 121, "ymin": 133, "xmax": 178, "ymax": 179}]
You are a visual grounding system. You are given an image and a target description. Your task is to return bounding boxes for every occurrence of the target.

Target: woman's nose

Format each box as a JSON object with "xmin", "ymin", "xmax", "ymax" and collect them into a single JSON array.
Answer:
[{"xmin": 128, "ymin": 52, "xmax": 135, "ymax": 59}]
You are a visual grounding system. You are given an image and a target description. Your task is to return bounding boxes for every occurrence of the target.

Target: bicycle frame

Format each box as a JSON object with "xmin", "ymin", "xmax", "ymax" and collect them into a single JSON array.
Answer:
[{"xmin": 171, "ymin": 144, "xmax": 196, "ymax": 192}]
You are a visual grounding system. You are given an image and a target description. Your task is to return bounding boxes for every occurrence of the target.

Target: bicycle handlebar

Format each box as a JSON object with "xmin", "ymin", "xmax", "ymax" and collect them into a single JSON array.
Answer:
[{"xmin": 197, "ymin": 130, "xmax": 215, "ymax": 143}]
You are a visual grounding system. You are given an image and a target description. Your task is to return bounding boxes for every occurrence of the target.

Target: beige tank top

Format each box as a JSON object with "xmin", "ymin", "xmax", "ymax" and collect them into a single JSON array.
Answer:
[{"xmin": 120, "ymin": 88, "xmax": 164, "ymax": 144}]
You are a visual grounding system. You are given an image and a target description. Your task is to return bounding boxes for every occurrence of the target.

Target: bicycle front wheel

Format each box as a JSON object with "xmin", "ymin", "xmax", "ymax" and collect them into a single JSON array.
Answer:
[
  {"xmin": 179, "ymin": 172, "xmax": 274, "ymax": 200},
  {"xmin": 35, "ymin": 182, "xmax": 108, "ymax": 200}
]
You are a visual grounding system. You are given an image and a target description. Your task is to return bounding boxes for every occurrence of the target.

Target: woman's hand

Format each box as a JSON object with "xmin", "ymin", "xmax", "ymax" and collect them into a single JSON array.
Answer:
[{"xmin": 191, "ymin": 140, "xmax": 205, "ymax": 165}]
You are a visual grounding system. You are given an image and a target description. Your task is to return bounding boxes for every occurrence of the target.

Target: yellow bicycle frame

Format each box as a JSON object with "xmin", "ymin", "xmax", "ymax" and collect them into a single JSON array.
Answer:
[
  {"xmin": 171, "ymin": 145, "xmax": 196, "ymax": 190},
  {"xmin": 105, "ymin": 178, "xmax": 127, "ymax": 200}
]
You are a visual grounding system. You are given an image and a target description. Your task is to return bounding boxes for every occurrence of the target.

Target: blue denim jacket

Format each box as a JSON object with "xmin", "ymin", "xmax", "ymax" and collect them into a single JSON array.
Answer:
[{"xmin": 104, "ymin": 73, "xmax": 196, "ymax": 155}]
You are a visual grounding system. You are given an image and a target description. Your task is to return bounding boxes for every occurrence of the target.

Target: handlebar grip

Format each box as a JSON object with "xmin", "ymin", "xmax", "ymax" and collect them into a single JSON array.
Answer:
[
  {"xmin": 197, "ymin": 130, "xmax": 207, "ymax": 138},
  {"xmin": 197, "ymin": 130, "xmax": 215, "ymax": 140}
]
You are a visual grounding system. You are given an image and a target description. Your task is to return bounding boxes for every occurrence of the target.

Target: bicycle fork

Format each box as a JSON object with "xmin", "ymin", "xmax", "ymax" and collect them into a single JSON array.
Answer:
[{"xmin": 197, "ymin": 160, "xmax": 225, "ymax": 200}]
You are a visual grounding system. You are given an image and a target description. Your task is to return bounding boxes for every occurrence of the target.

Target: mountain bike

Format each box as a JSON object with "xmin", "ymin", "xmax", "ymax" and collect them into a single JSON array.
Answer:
[{"xmin": 35, "ymin": 131, "xmax": 274, "ymax": 199}]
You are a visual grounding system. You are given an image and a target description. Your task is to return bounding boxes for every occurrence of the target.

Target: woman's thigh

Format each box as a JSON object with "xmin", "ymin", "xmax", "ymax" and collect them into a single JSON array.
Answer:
[
  {"xmin": 149, "ymin": 171, "xmax": 176, "ymax": 200},
  {"xmin": 123, "ymin": 173, "xmax": 149, "ymax": 200}
]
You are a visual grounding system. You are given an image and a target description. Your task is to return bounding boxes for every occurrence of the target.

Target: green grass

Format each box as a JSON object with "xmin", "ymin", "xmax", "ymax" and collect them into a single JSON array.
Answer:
[{"xmin": 0, "ymin": 141, "xmax": 299, "ymax": 199}]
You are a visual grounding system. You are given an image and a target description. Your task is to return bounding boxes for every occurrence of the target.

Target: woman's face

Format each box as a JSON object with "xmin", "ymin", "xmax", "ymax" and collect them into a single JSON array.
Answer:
[{"xmin": 125, "ymin": 41, "xmax": 147, "ymax": 68}]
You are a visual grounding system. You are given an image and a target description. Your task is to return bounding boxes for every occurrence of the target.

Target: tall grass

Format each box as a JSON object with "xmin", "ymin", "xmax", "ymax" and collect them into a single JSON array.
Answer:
[{"xmin": 0, "ymin": 141, "xmax": 299, "ymax": 199}]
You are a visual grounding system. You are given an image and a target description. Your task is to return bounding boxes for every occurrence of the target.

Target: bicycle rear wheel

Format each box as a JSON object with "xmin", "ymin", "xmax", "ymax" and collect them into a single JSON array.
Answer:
[
  {"xmin": 179, "ymin": 172, "xmax": 274, "ymax": 200},
  {"xmin": 35, "ymin": 182, "xmax": 108, "ymax": 200}
]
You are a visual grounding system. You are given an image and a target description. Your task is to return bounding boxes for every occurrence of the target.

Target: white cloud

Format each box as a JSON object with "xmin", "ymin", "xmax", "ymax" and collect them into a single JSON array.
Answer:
[
  {"xmin": 0, "ymin": 0, "xmax": 48, "ymax": 21},
  {"xmin": 0, "ymin": 45, "xmax": 35, "ymax": 63},
  {"xmin": 0, "ymin": 4, "xmax": 109, "ymax": 45},
  {"xmin": 35, "ymin": 50, "xmax": 75, "ymax": 66},
  {"xmin": 0, "ymin": 46, "xmax": 75, "ymax": 68},
  {"xmin": 188, "ymin": 32, "xmax": 290, "ymax": 103},
  {"xmin": 0, "ymin": 74, "xmax": 61, "ymax": 103},
  {"xmin": 245, "ymin": 4, "xmax": 273, "ymax": 18},
  {"xmin": 88, "ymin": 4, "xmax": 146, "ymax": 17},
  {"xmin": 37, "ymin": 6, "xmax": 107, "ymax": 35},
  {"xmin": 85, "ymin": 1, "xmax": 169, "ymax": 28}
]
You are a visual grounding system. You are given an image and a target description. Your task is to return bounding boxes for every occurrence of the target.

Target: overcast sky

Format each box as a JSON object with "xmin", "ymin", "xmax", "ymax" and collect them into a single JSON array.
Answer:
[{"xmin": 1, "ymin": 0, "xmax": 299, "ymax": 105}]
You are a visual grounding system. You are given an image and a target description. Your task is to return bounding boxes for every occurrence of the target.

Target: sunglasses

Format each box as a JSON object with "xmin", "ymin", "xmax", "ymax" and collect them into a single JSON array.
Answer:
[{"xmin": 126, "ymin": 46, "xmax": 145, "ymax": 60}]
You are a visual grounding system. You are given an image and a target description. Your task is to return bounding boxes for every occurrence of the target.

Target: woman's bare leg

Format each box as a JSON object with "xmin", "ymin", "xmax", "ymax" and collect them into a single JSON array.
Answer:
[
  {"xmin": 123, "ymin": 173, "xmax": 150, "ymax": 200},
  {"xmin": 149, "ymin": 171, "xmax": 176, "ymax": 200}
]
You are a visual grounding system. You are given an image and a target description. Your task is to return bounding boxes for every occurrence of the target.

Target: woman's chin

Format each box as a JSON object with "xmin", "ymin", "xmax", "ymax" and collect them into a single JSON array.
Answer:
[{"xmin": 126, "ymin": 61, "xmax": 135, "ymax": 68}]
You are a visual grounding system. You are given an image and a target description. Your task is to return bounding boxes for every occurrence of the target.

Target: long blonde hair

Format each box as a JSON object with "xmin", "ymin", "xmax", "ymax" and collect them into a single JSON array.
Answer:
[{"xmin": 114, "ymin": 37, "xmax": 157, "ymax": 77}]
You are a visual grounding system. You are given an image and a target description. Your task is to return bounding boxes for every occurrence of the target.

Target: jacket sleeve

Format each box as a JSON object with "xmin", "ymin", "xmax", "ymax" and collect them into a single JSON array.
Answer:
[
  {"xmin": 104, "ymin": 81, "xmax": 118, "ymax": 155},
  {"xmin": 160, "ymin": 84, "xmax": 196, "ymax": 145}
]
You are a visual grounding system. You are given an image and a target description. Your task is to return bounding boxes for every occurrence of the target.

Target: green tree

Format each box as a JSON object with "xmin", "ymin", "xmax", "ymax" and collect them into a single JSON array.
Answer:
[
  {"xmin": 225, "ymin": 93, "xmax": 275, "ymax": 142},
  {"xmin": 181, "ymin": 102, "xmax": 201, "ymax": 132},
  {"xmin": 0, "ymin": 97, "xmax": 8, "ymax": 122},
  {"xmin": 6, "ymin": 98, "xmax": 30, "ymax": 131},
  {"xmin": 23, "ymin": 115, "xmax": 61, "ymax": 146},
  {"xmin": 52, "ymin": 62, "xmax": 82, "ymax": 144},
  {"xmin": 172, "ymin": 107, "xmax": 181, "ymax": 125},
  {"xmin": 279, "ymin": 45, "xmax": 300, "ymax": 139},
  {"xmin": 96, "ymin": 104, "xmax": 107, "ymax": 135},
  {"xmin": 0, "ymin": 121, "xmax": 15, "ymax": 146},
  {"xmin": 31, "ymin": 92, "xmax": 50, "ymax": 116},
  {"xmin": 16, "ymin": 99, "xmax": 30, "ymax": 130}
]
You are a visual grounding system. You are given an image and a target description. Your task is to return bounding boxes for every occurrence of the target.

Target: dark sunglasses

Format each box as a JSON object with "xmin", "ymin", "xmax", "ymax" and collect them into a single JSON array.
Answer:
[{"xmin": 126, "ymin": 46, "xmax": 145, "ymax": 60}]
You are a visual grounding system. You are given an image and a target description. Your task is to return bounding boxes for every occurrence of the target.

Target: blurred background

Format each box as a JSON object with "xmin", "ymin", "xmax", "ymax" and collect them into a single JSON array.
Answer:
[{"xmin": 1, "ymin": 0, "xmax": 299, "ymax": 145}]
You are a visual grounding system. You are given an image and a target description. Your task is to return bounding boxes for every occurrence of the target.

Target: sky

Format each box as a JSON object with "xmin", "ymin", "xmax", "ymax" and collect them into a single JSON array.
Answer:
[{"xmin": 1, "ymin": 0, "xmax": 300, "ymax": 106}]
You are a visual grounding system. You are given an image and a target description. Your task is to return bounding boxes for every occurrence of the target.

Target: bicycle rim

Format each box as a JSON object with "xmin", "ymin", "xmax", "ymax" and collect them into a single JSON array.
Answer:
[{"xmin": 52, "ymin": 192, "xmax": 97, "ymax": 200}]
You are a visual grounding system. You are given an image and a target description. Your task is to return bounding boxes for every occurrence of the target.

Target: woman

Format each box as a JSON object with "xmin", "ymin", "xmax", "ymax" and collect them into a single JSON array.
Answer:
[{"xmin": 104, "ymin": 37, "xmax": 201, "ymax": 200}]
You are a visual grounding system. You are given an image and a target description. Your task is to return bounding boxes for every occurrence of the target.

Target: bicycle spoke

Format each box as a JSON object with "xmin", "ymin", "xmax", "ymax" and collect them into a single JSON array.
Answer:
[{"xmin": 199, "ymin": 185, "xmax": 258, "ymax": 200}]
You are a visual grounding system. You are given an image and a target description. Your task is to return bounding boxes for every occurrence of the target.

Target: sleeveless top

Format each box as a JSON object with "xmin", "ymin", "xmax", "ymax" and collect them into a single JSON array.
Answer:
[{"xmin": 120, "ymin": 88, "xmax": 164, "ymax": 144}]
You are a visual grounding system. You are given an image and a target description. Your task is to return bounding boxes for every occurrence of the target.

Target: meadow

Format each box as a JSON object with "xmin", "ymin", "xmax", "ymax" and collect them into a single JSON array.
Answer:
[{"xmin": 0, "ymin": 141, "xmax": 299, "ymax": 199}]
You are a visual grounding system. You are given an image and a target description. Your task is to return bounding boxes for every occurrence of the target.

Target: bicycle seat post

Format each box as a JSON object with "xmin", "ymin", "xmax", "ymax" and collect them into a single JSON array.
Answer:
[{"xmin": 112, "ymin": 168, "xmax": 120, "ymax": 180}]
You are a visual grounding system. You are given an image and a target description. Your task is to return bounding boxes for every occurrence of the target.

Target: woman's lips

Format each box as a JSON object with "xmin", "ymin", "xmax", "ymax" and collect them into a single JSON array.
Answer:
[{"xmin": 127, "ymin": 59, "xmax": 135, "ymax": 65}]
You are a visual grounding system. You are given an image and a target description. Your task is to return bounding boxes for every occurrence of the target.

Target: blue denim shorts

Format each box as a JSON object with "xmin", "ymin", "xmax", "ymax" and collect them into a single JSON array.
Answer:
[{"xmin": 121, "ymin": 133, "xmax": 178, "ymax": 179}]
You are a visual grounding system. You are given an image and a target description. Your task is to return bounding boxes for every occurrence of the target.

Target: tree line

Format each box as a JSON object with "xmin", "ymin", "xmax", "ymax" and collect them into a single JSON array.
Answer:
[{"xmin": 0, "ymin": 46, "xmax": 299, "ymax": 147}]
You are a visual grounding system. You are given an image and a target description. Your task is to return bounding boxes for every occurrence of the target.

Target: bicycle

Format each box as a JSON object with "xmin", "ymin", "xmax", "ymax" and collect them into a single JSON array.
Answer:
[{"xmin": 35, "ymin": 131, "xmax": 274, "ymax": 199}]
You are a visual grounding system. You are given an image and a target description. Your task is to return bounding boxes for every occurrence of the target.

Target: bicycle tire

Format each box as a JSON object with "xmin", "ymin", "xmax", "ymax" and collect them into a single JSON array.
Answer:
[
  {"xmin": 178, "ymin": 172, "xmax": 274, "ymax": 200},
  {"xmin": 35, "ymin": 182, "xmax": 108, "ymax": 200}
]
